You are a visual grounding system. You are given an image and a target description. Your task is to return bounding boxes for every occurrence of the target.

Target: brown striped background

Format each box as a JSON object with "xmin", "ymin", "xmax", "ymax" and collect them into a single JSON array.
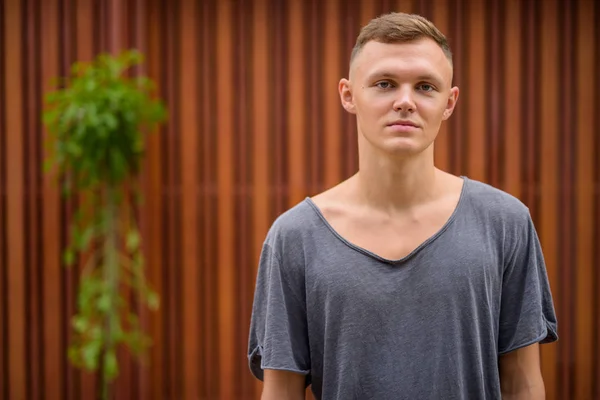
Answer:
[{"xmin": 1, "ymin": 0, "xmax": 599, "ymax": 399}]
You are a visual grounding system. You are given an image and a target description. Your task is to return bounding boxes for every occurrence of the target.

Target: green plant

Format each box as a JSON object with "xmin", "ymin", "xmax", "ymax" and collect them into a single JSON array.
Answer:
[{"xmin": 42, "ymin": 49, "xmax": 167, "ymax": 399}]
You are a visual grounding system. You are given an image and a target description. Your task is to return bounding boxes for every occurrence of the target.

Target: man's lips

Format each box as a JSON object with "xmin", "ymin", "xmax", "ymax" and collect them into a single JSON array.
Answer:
[{"xmin": 388, "ymin": 120, "xmax": 419, "ymax": 127}]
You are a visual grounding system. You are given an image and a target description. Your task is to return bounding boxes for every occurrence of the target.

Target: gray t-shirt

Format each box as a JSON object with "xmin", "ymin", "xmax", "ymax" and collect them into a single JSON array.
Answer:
[{"xmin": 247, "ymin": 177, "xmax": 558, "ymax": 400}]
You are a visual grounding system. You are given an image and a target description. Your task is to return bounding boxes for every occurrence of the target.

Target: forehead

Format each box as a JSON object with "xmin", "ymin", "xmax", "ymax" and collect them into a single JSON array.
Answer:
[{"xmin": 351, "ymin": 39, "xmax": 452, "ymax": 84}]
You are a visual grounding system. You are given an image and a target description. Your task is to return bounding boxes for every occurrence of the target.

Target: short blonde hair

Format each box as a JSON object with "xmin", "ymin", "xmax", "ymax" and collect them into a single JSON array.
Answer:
[{"xmin": 350, "ymin": 12, "xmax": 453, "ymax": 67}]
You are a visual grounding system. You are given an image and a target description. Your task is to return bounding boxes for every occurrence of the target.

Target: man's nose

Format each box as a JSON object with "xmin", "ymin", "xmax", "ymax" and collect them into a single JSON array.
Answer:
[{"xmin": 393, "ymin": 86, "xmax": 416, "ymax": 113}]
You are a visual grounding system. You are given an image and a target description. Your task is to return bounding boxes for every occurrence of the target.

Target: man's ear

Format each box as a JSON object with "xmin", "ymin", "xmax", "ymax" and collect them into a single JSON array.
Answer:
[
  {"xmin": 442, "ymin": 86, "xmax": 459, "ymax": 120},
  {"xmin": 339, "ymin": 78, "xmax": 356, "ymax": 114}
]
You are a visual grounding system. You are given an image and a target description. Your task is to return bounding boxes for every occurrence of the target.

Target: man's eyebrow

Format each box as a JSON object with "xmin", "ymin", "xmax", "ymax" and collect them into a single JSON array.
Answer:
[
  {"xmin": 366, "ymin": 71, "xmax": 444, "ymax": 85},
  {"xmin": 365, "ymin": 71, "xmax": 396, "ymax": 80},
  {"xmin": 415, "ymin": 74, "xmax": 444, "ymax": 84}
]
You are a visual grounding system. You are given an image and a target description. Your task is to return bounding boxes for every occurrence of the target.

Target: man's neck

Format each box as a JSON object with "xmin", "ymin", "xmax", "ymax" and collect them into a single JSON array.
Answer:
[{"xmin": 352, "ymin": 148, "xmax": 441, "ymax": 214}]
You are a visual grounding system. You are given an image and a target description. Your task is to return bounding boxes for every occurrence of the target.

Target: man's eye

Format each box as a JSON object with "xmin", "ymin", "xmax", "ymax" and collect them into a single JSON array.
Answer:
[
  {"xmin": 376, "ymin": 81, "xmax": 393, "ymax": 89},
  {"xmin": 418, "ymin": 84, "xmax": 434, "ymax": 92}
]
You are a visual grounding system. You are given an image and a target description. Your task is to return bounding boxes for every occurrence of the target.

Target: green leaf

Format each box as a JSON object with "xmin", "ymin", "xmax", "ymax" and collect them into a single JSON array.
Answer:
[
  {"xmin": 97, "ymin": 293, "xmax": 111, "ymax": 312},
  {"xmin": 104, "ymin": 114, "xmax": 118, "ymax": 130},
  {"xmin": 42, "ymin": 108, "xmax": 60, "ymax": 127},
  {"xmin": 82, "ymin": 340, "xmax": 101, "ymax": 370},
  {"xmin": 84, "ymin": 79, "xmax": 96, "ymax": 92},
  {"xmin": 104, "ymin": 349, "xmax": 119, "ymax": 381},
  {"xmin": 147, "ymin": 291, "xmax": 159, "ymax": 311},
  {"xmin": 64, "ymin": 249, "xmax": 75, "ymax": 267},
  {"xmin": 126, "ymin": 230, "xmax": 140, "ymax": 252},
  {"xmin": 67, "ymin": 346, "xmax": 81, "ymax": 365},
  {"xmin": 72, "ymin": 316, "xmax": 88, "ymax": 333},
  {"xmin": 75, "ymin": 225, "xmax": 95, "ymax": 250},
  {"xmin": 124, "ymin": 329, "xmax": 151, "ymax": 355},
  {"xmin": 43, "ymin": 159, "xmax": 54, "ymax": 173},
  {"xmin": 109, "ymin": 150, "xmax": 127, "ymax": 183},
  {"xmin": 90, "ymin": 326, "xmax": 102, "ymax": 340}
]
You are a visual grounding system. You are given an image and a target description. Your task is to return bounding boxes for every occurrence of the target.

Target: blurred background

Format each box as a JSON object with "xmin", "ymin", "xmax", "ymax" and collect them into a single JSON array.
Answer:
[{"xmin": 1, "ymin": 0, "xmax": 599, "ymax": 399}]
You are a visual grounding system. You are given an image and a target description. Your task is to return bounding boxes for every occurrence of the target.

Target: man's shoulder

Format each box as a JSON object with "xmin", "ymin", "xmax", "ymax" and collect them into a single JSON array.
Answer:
[
  {"xmin": 463, "ymin": 177, "xmax": 532, "ymax": 225},
  {"xmin": 261, "ymin": 198, "xmax": 327, "ymax": 266},
  {"xmin": 264, "ymin": 198, "xmax": 320, "ymax": 244}
]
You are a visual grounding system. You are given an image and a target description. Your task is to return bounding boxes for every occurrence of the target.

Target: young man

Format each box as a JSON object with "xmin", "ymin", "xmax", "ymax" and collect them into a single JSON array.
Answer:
[{"xmin": 248, "ymin": 12, "xmax": 557, "ymax": 400}]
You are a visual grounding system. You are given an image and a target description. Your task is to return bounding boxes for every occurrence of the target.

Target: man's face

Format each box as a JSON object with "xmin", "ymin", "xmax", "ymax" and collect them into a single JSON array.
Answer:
[{"xmin": 339, "ymin": 38, "xmax": 459, "ymax": 157}]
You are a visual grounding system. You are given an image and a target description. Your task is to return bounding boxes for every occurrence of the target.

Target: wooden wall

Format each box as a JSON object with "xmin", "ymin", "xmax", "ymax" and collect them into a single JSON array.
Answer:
[{"xmin": 1, "ymin": 0, "xmax": 598, "ymax": 399}]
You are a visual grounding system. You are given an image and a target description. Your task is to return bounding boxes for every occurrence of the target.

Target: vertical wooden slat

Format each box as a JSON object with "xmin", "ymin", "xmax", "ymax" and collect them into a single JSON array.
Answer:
[
  {"xmin": 340, "ymin": 4, "xmax": 359, "ymax": 179},
  {"xmin": 4, "ymin": 1, "xmax": 27, "ymax": 399},
  {"xmin": 539, "ymin": 0, "xmax": 560, "ymax": 398},
  {"xmin": 172, "ymin": 0, "xmax": 184, "ymax": 393},
  {"xmin": 323, "ymin": 0, "xmax": 342, "ymax": 190},
  {"xmin": 130, "ymin": 0, "xmax": 149, "ymax": 397},
  {"xmin": 269, "ymin": 0, "xmax": 285, "ymax": 218},
  {"xmin": 25, "ymin": 0, "xmax": 35, "ymax": 394},
  {"xmin": 216, "ymin": 1, "xmax": 235, "ymax": 399},
  {"xmin": 394, "ymin": 0, "xmax": 415, "ymax": 14},
  {"xmin": 359, "ymin": 4, "xmax": 375, "ymax": 51},
  {"xmin": 431, "ymin": 0, "xmax": 450, "ymax": 172},
  {"xmin": 311, "ymin": 1, "xmax": 325, "ymax": 194},
  {"xmin": 40, "ymin": 0, "xmax": 63, "ymax": 397},
  {"xmin": 0, "ymin": 0, "xmax": 6, "ymax": 394},
  {"xmin": 465, "ymin": 0, "xmax": 486, "ymax": 181},
  {"xmin": 107, "ymin": 0, "xmax": 124, "ymax": 53},
  {"xmin": 574, "ymin": 0, "xmax": 595, "ymax": 398},
  {"xmin": 503, "ymin": 0, "xmax": 522, "ymax": 199},
  {"xmin": 486, "ymin": 0, "xmax": 502, "ymax": 188},
  {"xmin": 596, "ymin": 5, "xmax": 600, "ymax": 397},
  {"xmin": 25, "ymin": 0, "xmax": 43, "ymax": 397},
  {"xmin": 447, "ymin": 0, "xmax": 465, "ymax": 176},
  {"xmin": 196, "ymin": 5, "xmax": 208, "ymax": 388},
  {"xmin": 159, "ymin": 0, "xmax": 179, "ymax": 397},
  {"xmin": 145, "ymin": 0, "xmax": 164, "ymax": 397},
  {"xmin": 199, "ymin": 1, "xmax": 219, "ymax": 397},
  {"xmin": 559, "ymin": 1, "xmax": 577, "ymax": 398},
  {"xmin": 521, "ymin": 0, "xmax": 538, "ymax": 212},
  {"xmin": 236, "ymin": 2, "xmax": 256, "ymax": 397},
  {"xmin": 180, "ymin": 0, "xmax": 200, "ymax": 397},
  {"xmin": 252, "ymin": 0, "xmax": 270, "ymax": 397},
  {"xmin": 287, "ymin": 0, "xmax": 306, "ymax": 204}
]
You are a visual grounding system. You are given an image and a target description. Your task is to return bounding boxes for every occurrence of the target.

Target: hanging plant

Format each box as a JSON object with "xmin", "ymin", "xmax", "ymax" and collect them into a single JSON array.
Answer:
[{"xmin": 42, "ymin": 49, "xmax": 167, "ymax": 399}]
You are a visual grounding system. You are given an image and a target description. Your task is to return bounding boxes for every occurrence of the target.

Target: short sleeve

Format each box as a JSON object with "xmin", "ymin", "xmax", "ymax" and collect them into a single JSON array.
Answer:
[
  {"xmin": 498, "ymin": 211, "xmax": 558, "ymax": 354},
  {"xmin": 247, "ymin": 242, "xmax": 311, "ymax": 385}
]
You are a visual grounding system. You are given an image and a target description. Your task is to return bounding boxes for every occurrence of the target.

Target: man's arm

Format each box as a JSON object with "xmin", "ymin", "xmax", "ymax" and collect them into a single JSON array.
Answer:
[
  {"xmin": 499, "ymin": 343, "xmax": 545, "ymax": 399},
  {"xmin": 261, "ymin": 369, "xmax": 306, "ymax": 400}
]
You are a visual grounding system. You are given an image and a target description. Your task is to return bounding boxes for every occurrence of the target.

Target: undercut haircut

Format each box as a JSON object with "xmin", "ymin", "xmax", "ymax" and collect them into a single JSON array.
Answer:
[{"xmin": 350, "ymin": 12, "xmax": 453, "ymax": 68}]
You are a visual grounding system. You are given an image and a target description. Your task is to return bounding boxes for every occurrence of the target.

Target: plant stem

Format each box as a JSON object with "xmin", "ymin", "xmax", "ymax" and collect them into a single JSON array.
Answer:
[{"xmin": 101, "ymin": 186, "xmax": 119, "ymax": 400}]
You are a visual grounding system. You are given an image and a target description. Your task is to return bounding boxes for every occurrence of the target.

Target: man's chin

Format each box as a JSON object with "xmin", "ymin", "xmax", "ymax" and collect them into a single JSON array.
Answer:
[
  {"xmin": 379, "ymin": 138, "xmax": 430, "ymax": 156},
  {"xmin": 358, "ymin": 133, "xmax": 433, "ymax": 158}
]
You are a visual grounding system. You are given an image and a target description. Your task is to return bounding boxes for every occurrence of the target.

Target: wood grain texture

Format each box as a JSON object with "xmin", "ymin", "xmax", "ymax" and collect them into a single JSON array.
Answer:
[
  {"xmin": 216, "ymin": 1, "xmax": 235, "ymax": 398},
  {"xmin": 40, "ymin": 0, "xmax": 63, "ymax": 398},
  {"xmin": 145, "ymin": 0, "xmax": 165, "ymax": 398},
  {"xmin": 0, "ymin": 0, "xmax": 5, "ymax": 396},
  {"xmin": 574, "ymin": 3, "xmax": 595, "ymax": 400},
  {"xmin": 4, "ymin": 0, "xmax": 27, "ymax": 398},
  {"xmin": 539, "ymin": 0, "xmax": 561, "ymax": 398},
  {"xmin": 25, "ymin": 0, "xmax": 43, "ymax": 397},
  {"xmin": 180, "ymin": 1, "xmax": 200, "ymax": 399},
  {"xmin": 1, "ymin": 0, "xmax": 598, "ymax": 399}
]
